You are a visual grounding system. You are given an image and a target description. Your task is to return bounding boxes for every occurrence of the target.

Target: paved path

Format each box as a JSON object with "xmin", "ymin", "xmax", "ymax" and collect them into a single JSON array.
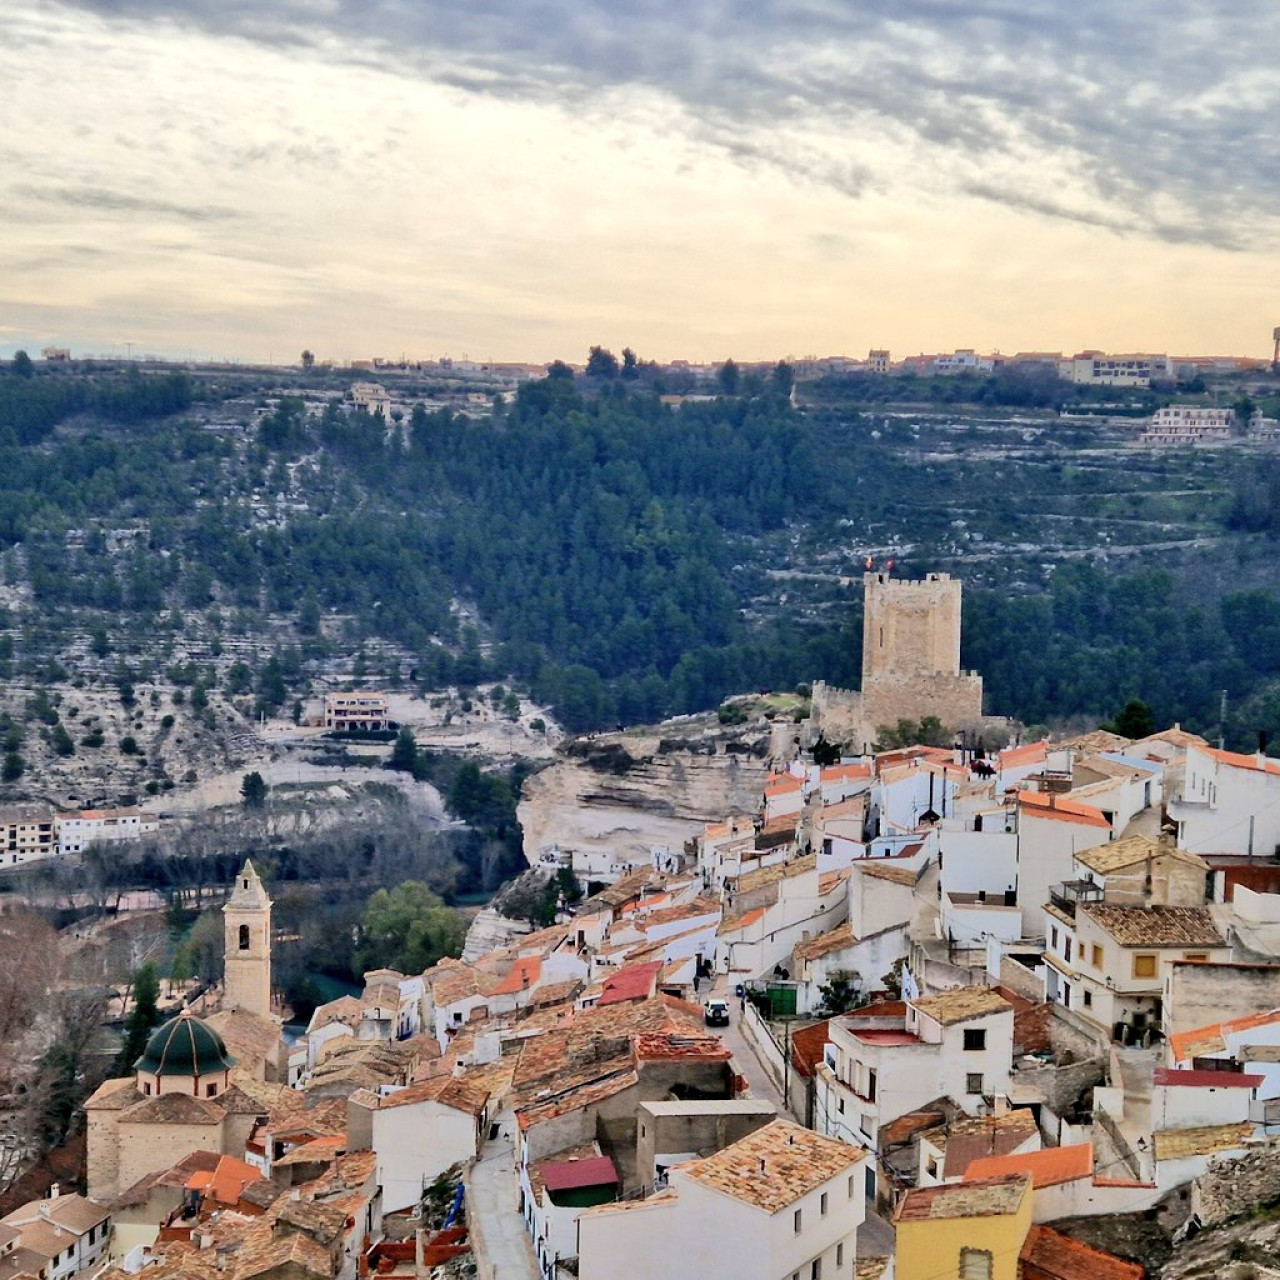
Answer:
[{"xmin": 467, "ymin": 1115, "xmax": 539, "ymax": 1280}]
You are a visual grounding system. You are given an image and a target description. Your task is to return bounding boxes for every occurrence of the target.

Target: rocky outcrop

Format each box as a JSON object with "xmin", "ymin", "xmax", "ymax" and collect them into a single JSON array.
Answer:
[{"xmin": 518, "ymin": 713, "xmax": 772, "ymax": 867}]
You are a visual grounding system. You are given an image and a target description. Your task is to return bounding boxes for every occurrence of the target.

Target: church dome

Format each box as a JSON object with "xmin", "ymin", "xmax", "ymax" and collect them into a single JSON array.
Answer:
[{"xmin": 134, "ymin": 1010, "xmax": 237, "ymax": 1077}]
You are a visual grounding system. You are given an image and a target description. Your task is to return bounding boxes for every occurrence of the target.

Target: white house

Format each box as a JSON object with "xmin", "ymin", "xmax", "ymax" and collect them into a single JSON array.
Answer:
[
  {"xmin": 1170, "ymin": 743, "xmax": 1280, "ymax": 858},
  {"xmin": 576, "ymin": 1121, "xmax": 867, "ymax": 1280},
  {"xmin": 815, "ymin": 988, "xmax": 1015, "ymax": 1192},
  {"xmin": 357, "ymin": 1075, "xmax": 490, "ymax": 1212},
  {"xmin": 0, "ymin": 1194, "xmax": 112, "ymax": 1280}
]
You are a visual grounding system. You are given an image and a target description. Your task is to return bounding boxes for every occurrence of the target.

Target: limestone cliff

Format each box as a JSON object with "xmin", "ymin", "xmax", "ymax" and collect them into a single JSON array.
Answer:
[{"xmin": 518, "ymin": 713, "xmax": 773, "ymax": 867}]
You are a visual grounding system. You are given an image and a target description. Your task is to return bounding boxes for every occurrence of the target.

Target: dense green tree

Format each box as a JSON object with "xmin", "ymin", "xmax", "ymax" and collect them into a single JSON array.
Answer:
[
  {"xmin": 389, "ymin": 726, "xmax": 420, "ymax": 772},
  {"xmin": 1107, "ymin": 698, "xmax": 1157, "ymax": 740},
  {"xmin": 357, "ymin": 881, "xmax": 466, "ymax": 973},
  {"xmin": 115, "ymin": 962, "xmax": 160, "ymax": 1075},
  {"xmin": 241, "ymin": 771, "xmax": 268, "ymax": 807},
  {"xmin": 585, "ymin": 345, "xmax": 620, "ymax": 379},
  {"xmin": 717, "ymin": 359, "xmax": 739, "ymax": 395},
  {"xmin": 11, "ymin": 351, "xmax": 33, "ymax": 379}
]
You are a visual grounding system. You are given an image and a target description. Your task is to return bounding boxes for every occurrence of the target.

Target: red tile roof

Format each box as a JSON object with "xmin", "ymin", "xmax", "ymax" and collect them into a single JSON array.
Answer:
[
  {"xmin": 1169, "ymin": 1007, "xmax": 1280, "ymax": 1062},
  {"xmin": 492, "ymin": 955, "xmax": 541, "ymax": 996},
  {"xmin": 1017, "ymin": 791, "xmax": 1110, "ymax": 829},
  {"xmin": 600, "ymin": 962, "xmax": 662, "ymax": 1005},
  {"xmin": 1020, "ymin": 1225, "xmax": 1143, "ymax": 1280},
  {"xmin": 964, "ymin": 1142, "xmax": 1093, "ymax": 1188},
  {"xmin": 541, "ymin": 1155, "xmax": 619, "ymax": 1192},
  {"xmin": 1200, "ymin": 745, "xmax": 1280, "ymax": 777},
  {"xmin": 186, "ymin": 1155, "xmax": 262, "ymax": 1205},
  {"xmin": 1153, "ymin": 1067, "xmax": 1263, "ymax": 1089}
]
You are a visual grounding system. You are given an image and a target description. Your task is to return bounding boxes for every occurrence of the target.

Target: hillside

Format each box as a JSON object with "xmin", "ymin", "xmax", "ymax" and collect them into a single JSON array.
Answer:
[{"xmin": 4, "ymin": 359, "xmax": 1280, "ymax": 811}]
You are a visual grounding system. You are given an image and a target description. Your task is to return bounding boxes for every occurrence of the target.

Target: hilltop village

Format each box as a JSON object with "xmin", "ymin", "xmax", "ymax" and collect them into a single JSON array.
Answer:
[{"xmin": 5, "ymin": 573, "xmax": 1280, "ymax": 1280}]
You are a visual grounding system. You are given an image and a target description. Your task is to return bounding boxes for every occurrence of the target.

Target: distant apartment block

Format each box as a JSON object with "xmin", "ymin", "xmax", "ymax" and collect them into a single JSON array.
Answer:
[
  {"xmin": 1060, "ymin": 352, "xmax": 1171, "ymax": 387},
  {"xmin": 0, "ymin": 803, "xmax": 56, "ymax": 865},
  {"xmin": 41, "ymin": 347, "xmax": 72, "ymax": 361},
  {"xmin": 867, "ymin": 349, "xmax": 890, "ymax": 374},
  {"xmin": 324, "ymin": 693, "xmax": 390, "ymax": 732},
  {"xmin": 57, "ymin": 807, "xmax": 159, "ymax": 856},
  {"xmin": 1139, "ymin": 406, "xmax": 1234, "ymax": 446}
]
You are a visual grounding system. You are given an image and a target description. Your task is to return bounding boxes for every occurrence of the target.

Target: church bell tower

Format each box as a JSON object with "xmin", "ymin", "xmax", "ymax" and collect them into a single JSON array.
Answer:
[{"xmin": 223, "ymin": 859, "xmax": 273, "ymax": 1019}]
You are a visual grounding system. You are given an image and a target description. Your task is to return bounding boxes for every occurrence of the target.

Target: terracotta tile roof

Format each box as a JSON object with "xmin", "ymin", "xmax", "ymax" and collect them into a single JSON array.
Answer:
[
  {"xmin": 121, "ymin": 1092, "xmax": 225, "ymax": 1125},
  {"xmin": 271, "ymin": 1196, "xmax": 348, "ymax": 1244},
  {"xmin": 110, "ymin": 1150, "xmax": 223, "ymax": 1208},
  {"xmin": 921, "ymin": 1110, "xmax": 1039, "ymax": 1178},
  {"xmin": 635, "ymin": 897, "xmax": 722, "ymax": 929},
  {"xmin": 432, "ymin": 960, "xmax": 502, "ymax": 1007},
  {"xmin": 1020, "ymin": 1225, "xmax": 1143, "ymax": 1280},
  {"xmin": 856, "ymin": 862, "xmax": 917, "ymax": 885},
  {"xmin": 818, "ymin": 867, "xmax": 854, "ymax": 895},
  {"xmin": 1018, "ymin": 791, "xmax": 1110, "ymax": 829},
  {"xmin": 516, "ymin": 1067, "xmax": 639, "ymax": 1130},
  {"xmin": 83, "ymin": 1076, "xmax": 143, "ymax": 1110},
  {"xmin": 1055, "ymin": 730, "xmax": 1131, "ymax": 754},
  {"xmin": 235, "ymin": 1227, "xmax": 333, "ymax": 1280},
  {"xmin": 734, "ymin": 853, "xmax": 816, "ymax": 895},
  {"xmin": 718, "ymin": 906, "xmax": 767, "ymax": 935},
  {"xmin": 821, "ymin": 763, "xmax": 872, "ymax": 784},
  {"xmin": 794, "ymin": 923, "xmax": 855, "ymax": 962},
  {"xmin": 999, "ymin": 741, "xmax": 1049, "ymax": 768},
  {"xmin": 894, "ymin": 1172, "xmax": 1031, "ymax": 1222},
  {"xmin": 187, "ymin": 1155, "xmax": 263, "ymax": 1205},
  {"xmin": 634, "ymin": 1030, "xmax": 731, "ymax": 1061},
  {"xmin": 529, "ymin": 979, "xmax": 583, "ymax": 1009},
  {"xmin": 910, "ymin": 987, "xmax": 1011, "ymax": 1026},
  {"xmin": 600, "ymin": 962, "xmax": 662, "ymax": 1005},
  {"xmin": 790, "ymin": 1020, "xmax": 831, "ymax": 1078},
  {"xmin": 1200, "ymin": 744, "xmax": 1280, "ymax": 777},
  {"xmin": 1152, "ymin": 1122, "xmax": 1253, "ymax": 1161},
  {"xmin": 378, "ymin": 1074, "xmax": 490, "ymax": 1116},
  {"xmin": 1080, "ymin": 903, "xmax": 1224, "ymax": 947},
  {"xmin": 2, "ymin": 1193, "xmax": 109, "ymax": 1237},
  {"xmin": 680, "ymin": 1120, "xmax": 864, "ymax": 1213},
  {"xmin": 1169, "ymin": 1007, "xmax": 1280, "ymax": 1062},
  {"xmin": 879, "ymin": 1105, "xmax": 952, "ymax": 1149},
  {"xmin": 964, "ymin": 1142, "xmax": 1093, "ymax": 1188},
  {"xmin": 1075, "ymin": 835, "xmax": 1206, "ymax": 875},
  {"xmin": 764, "ymin": 772, "xmax": 805, "ymax": 796},
  {"xmin": 274, "ymin": 1135, "xmax": 345, "ymax": 1167},
  {"xmin": 1153, "ymin": 1066, "xmax": 1264, "ymax": 1088},
  {"xmin": 854, "ymin": 1259, "xmax": 891, "ymax": 1280},
  {"xmin": 492, "ymin": 955, "xmax": 541, "ymax": 996}
]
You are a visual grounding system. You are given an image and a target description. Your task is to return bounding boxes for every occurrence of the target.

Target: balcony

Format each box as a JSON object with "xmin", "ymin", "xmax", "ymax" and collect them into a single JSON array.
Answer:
[{"xmin": 1048, "ymin": 880, "xmax": 1102, "ymax": 919}]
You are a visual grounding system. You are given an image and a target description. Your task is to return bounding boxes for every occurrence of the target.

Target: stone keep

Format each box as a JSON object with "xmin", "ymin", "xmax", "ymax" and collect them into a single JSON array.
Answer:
[
  {"xmin": 811, "ymin": 572, "xmax": 985, "ymax": 750},
  {"xmin": 862, "ymin": 571, "xmax": 963, "ymax": 682},
  {"xmin": 223, "ymin": 859, "xmax": 273, "ymax": 1019}
]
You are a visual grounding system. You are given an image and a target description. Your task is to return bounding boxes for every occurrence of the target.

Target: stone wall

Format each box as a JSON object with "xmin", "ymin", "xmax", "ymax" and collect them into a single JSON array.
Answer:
[
  {"xmin": 1009, "ymin": 1056, "xmax": 1105, "ymax": 1116},
  {"xmin": 1166, "ymin": 962, "xmax": 1280, "ymax": 1038},
  {"xmin": 1192, "ymin": 1141, "xmax": 1280, "ymax": 1226},
  {"xmin": 860, "ymin": 671, "xmax": 986, "ymax": 740}
]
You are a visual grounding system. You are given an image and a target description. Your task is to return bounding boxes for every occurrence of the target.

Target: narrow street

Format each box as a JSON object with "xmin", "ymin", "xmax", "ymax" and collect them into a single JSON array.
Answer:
[{"xmin": 467, "ymin": 1114, "xmax": 539, "ymax": 1280}]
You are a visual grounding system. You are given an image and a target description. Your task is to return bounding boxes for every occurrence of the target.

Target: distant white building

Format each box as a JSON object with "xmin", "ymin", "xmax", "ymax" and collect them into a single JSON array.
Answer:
[
  {"xmin": 324, "ymin": 692, "xmax": 390, "ymax": 732},
  {"xmin": 57, "ymin": 807, "xmax": 159, "ymax": 856},
  {"xmin": 1060, "ymin": 352, "xmax": 1171, "ymax": 386},
  {"xmin": 349, "ymin": 382, "xmax": 391, "ymax": 417},
  {"xmin": 1140, "ymin": 405, "xmax": 1234, "ymax": 445}
]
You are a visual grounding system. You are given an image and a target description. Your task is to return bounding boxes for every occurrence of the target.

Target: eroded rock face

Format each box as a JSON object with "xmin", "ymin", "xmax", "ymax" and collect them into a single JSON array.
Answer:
[{"xmin": 518, "ymin": 715, "xmax": 772, "ymax": 866}]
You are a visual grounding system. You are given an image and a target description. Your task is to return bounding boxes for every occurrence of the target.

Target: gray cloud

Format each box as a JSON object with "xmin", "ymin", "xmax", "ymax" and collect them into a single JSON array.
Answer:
[
  {"xmin": 43, "ymin": 0, "xmax": 1280, "ymax": 245},
  {"xmin": 15, "ymin": 183, "xmax": 241, "ymax": 223}
]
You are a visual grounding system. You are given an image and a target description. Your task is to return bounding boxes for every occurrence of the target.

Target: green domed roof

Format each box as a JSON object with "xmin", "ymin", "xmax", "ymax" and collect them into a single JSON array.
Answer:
[{"xmin": 134, "ymin": 1010, "xmax": 237, "ymax": 1077}]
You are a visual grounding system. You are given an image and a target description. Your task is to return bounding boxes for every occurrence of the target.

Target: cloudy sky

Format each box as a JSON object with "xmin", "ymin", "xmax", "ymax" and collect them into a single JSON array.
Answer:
[{"xmin": 3, "ymin": 0, "xmax": 1279, "ymax": 364}]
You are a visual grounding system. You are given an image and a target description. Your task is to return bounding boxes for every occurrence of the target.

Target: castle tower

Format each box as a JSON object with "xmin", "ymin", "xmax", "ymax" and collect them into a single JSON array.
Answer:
[
  {"xmin": 862, "ymin": 571, "xmax": 963, "ymax": 683},
  {"xmin": 223, "ymin": 859, "xmax": 272, "ymax": 1019}
]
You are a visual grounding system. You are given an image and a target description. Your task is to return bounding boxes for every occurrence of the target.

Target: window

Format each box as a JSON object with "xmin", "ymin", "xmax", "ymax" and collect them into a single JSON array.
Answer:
[
  {"xmin": 963, "ymin": 1028, "xmax": 986, "ymax": 1051},
  {"xmin": 1184, "ymin": 952, "xmax": 1208, "ymax": 963},
  {"xmin": 1092, "ymin": 944, "xmax": 1104, "ymax": 968},
  {"xmin": 794, "ymin": 1209, "xmax": 803, "ymax": 1233},
  {"xmin": 966, "ymin": 1073, "xmax": 984, "ymax": 1095},
  {"xmin": 847, "ymin": 1175, "xmax": 855, "ymax": 1199},
  {"xmin": 1050, "ymin": 926, "xmax": 1058, "ymax": 950},
  {"xmin": 836, "ymin": 1243, "xmax": 844, "ymax": 1268},
  {"xmin": 1083, "ymin": 989, "xmax": 1093, "ymax": 1008},
  {"xmin": 238, "ymin": 924, "xmax": 250, "ymax": 950},
  {"xmin": 866, "ymin": 1069, "xmax": 877, "ymax": 1102},
  {"xmin": 926, "ymin": 1158, "xmax": 938, "ymax": 1177},
  {"xmin": 1063, "ymin": 938, "xmax": 1072, "ymax": 963},
  {"xmin": 837, "ymin": 1098, "xmax": 845, "ymax": 1114},
  {"xmin": 960, "ymin": 1248, "xmax": 993, "ymax": 1280},
  {"xmin": 820, "ymin": 1192, "xmax": 828, "ymax": 1216},
  {"xmin": 811, "ymin": 1261, "xmax": 822, "ymax": 1280},
  {"xmin": 1133, "ymin": 954, "xmax": 1157, "ymax": 979}
]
